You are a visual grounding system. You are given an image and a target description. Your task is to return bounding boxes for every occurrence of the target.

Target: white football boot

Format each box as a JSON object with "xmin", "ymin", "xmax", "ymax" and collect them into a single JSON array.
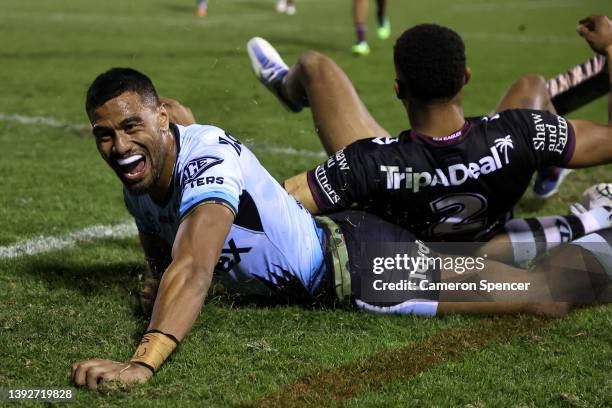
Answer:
[
  {"xmin": 247, "ymin": 37, "xmax": 302, "ymax": 112},
  {"xmin": 276, "ymin": 0, "xmax": 287, "ymax": 13},
  {"xmin": 570, "ymin": 183, "xmax": 612, "ymax": 215}
]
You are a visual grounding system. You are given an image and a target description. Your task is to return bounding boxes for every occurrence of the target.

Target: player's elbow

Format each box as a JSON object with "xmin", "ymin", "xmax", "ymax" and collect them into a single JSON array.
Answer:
[{"xmin": 296, "ymin": 51, "xmax": 337, "ymax": 85}]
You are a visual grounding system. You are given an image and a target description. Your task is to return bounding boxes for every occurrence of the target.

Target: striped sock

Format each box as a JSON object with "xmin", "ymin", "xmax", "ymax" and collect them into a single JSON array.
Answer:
[
  {"xmin": 547, "ymin": 54, "xmax": 609, "ymax": 115},
  {"xmin": 504, "ymin": 207, "xmax": 612, "ymax": 264}
]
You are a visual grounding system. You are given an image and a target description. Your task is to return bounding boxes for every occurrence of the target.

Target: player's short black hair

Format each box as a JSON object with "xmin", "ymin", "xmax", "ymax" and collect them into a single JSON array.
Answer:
[
  {"xmin": 393, "ymin": 24, "xmax": 466, "ymax": 102},
  {"xmin": 85, "ymin": 67, "xmax": 160, "ymax": 116}
]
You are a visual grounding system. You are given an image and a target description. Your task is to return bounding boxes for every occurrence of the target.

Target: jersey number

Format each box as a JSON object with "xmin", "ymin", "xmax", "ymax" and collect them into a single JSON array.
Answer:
[{"xmin": 429, "ymin": 193, "xmax": 488, "ymax": 237}]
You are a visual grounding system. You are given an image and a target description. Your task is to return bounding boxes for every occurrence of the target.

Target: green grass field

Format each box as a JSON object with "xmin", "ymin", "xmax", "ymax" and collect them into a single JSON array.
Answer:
[{"xmin": 1, "ymin": 0, "xmax": 611, "ymax": 406}]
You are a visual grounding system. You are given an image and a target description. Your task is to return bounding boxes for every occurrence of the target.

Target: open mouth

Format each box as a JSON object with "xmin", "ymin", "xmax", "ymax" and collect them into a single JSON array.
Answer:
[{"xmin": 116, "ymin": 154, "xmax": 147, "ymax": 181}]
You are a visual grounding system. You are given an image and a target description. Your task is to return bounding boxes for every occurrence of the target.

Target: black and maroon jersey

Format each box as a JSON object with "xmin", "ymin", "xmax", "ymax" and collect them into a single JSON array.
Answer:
[{"xmin": 306, "ymin": 109, "xmax": 576, "ymax": 242}]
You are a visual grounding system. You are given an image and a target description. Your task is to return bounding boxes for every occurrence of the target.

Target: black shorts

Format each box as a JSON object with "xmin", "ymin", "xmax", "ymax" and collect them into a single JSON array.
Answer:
[{"xmin": 318, "ymin": 211, "xmax": 440, "ymax": 306}]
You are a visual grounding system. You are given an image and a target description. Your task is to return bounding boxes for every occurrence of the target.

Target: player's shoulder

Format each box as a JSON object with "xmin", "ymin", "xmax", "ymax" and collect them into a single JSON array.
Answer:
[
  {"xmin": 178, "ymin": 124, "xmax": 234, "ymax": 146},
  {"xmin": 177, "ymin": 123, "xmax": 243, "ymax": 158},
  {"xmin": 347, "ymin": 135, "xmax": 404, "ymax": 153},
  {"xmin": 174, "ymin": 124, "xmax": 244, "ymax": 187},
  {"xmin": 493, "ymin": 108, "xmax": 561, "ymax": 126}
]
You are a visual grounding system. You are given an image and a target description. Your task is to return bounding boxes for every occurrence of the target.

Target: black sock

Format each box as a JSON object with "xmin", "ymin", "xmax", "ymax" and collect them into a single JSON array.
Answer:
[{"xmin": 376, "ymin": 0, "xmax": 386, "ymax": 27}]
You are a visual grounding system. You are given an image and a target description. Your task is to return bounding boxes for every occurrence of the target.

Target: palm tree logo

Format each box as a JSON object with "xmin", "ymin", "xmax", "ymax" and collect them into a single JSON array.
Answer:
[{"xmin": 494, "ymin": 135, "xmax": 514, "ymax": 164}]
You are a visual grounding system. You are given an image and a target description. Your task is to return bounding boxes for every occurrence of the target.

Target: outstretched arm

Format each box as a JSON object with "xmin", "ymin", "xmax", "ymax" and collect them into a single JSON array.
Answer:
[
  {"xmin": 71, "ymin": 203, "xmax": 233, "ymax": 390},
  {"xmin": 146, "ymin": 204, "xmax": 231, "ymax": 338},
  {"xmin": 567, "ymin": 15, "xmax": 612, "ymax": 167}
]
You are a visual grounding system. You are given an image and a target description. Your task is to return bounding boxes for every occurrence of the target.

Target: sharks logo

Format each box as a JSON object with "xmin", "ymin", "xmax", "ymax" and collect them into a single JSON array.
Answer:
[{"xmin": 181, "ymin": 156, "xmax": 224, "ymax": 189}]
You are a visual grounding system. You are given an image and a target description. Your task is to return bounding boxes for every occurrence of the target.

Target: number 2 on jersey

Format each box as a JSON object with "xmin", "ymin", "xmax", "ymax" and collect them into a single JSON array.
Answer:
[{"xmin": 429, "ymin": 193, "xmax": 488, "ymax": 236}]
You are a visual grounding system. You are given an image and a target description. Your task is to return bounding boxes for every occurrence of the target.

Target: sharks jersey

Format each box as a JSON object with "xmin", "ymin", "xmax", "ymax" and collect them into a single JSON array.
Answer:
[
  {"xmin": 307, "ymin": 109, "xmax": 576, "ymax": 242},
  {"xmin": 124, "ymin": 124, "xmax": 326, "ymax": 299}
]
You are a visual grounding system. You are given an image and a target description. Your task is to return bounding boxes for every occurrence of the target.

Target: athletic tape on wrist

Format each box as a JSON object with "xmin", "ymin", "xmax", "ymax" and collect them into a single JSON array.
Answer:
[{"xmin": 130, "ymin": 330, "xmax": 179, "ymax": 372}]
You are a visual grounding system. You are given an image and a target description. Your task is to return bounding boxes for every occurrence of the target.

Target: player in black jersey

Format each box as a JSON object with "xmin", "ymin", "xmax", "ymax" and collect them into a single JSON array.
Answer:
[{"xmin": 248, "ymin": 16, "xmax": 612, "ymax": 251}]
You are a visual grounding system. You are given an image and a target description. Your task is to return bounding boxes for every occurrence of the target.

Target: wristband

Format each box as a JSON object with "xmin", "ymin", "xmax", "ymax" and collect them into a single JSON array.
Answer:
[{"xmin": 130, "ymin": 330, "xmax": 179, "ymax": 372}]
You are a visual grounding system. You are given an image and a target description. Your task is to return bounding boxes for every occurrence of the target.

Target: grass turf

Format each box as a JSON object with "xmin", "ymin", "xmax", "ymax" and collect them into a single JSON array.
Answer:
[{"xmin": 0, "ymin": 0, "xmax": 611, "ymax": 406}]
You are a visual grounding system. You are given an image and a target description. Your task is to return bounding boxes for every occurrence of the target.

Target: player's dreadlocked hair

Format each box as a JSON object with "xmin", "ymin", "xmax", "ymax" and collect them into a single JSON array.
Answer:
[
  {"xmin": 393, "ymin": 24, "xmax": 466, "ymax": 102},
  {"xmin": 85, "ymin": 68, "xmax": 160, "ymax": 116}
]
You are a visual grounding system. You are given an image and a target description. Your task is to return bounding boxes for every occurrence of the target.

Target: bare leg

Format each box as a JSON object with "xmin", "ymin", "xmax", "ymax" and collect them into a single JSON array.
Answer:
[
  {"xmin": 437, "ymin": 250, "xmax": 571, "ymax": 317},
  {"xmin": 281, "ymin": 51, "xmax": 390, "ymax": 154},
  {"xmin": 353, "ymin": 0, "xmax": 369, "ymax": 44},
  {"xmin": 473, "ymin": 231, "xmax": 515, "ymax": 265},
  {"xmin": 440, "ymin": 235, "xmax": 611, "ymax": 316},
  {"xmin": 495, "ymin": 75, "xmax": 568, "ymax": 197},
  {"xmin": 196, "ymin": 0, "xmax": 208, "ymax": 16},
  {"xmin": 437, "ymin": 256, "xmax": 554, "ymax": 303},
  {"xmin": 495, "ymin": 74, "xmax": 556, "ymax": 113},
  {"xmin": 357, "ymin": 252, "xmax": 575, "ymax": 317}
]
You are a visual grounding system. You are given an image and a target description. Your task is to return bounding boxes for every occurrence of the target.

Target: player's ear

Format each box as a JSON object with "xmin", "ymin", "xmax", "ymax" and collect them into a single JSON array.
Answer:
[
  {"xmin": 394, "ymin": 79, "xmax": 407, "ymax": 100},
  {"xmin": 157, "ymin": 102, "xmax": 170, "ymax": 130},
  {"xmin": 464, "ymin": 66, "xmax": 472, "ymax": 86}
]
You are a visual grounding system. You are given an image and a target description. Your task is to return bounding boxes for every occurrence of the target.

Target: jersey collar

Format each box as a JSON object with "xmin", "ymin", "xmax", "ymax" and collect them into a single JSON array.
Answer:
[{"xmin": 409, "ymin": 120, "xmax": 472, "ymax": 146}]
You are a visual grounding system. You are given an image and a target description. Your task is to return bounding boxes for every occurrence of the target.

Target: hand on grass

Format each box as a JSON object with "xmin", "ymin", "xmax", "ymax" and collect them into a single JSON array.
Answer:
[{"xmin": 71, "ymin": 359, "xmax": 153, "ymax": 391}]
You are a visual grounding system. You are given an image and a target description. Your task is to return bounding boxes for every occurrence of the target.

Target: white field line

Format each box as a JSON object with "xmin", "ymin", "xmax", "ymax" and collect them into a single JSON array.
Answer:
[
  {"xmin": 0, "ymin": 11, "xmax": 271, "ymax": 28},
  {"xmin": 451, "ymin": 0, "xmax": 582, "ymax": 11},
  {"xmin": 249, "ymin": 143, "xmax": 326, "ymax": 158},
  {"xmin": 0, "ymin": 112, "xmax": 90, "ymax": 132},
  {"xmin": 284, "ymin": 24, "xmax": 579, "ymax": 45},
  {"xmin": 0, "ymin": 112, "xmax": 326, "ymax": 158},
  {"xmin": 0, "ymin": 222, "xmax": 137, "ymax": 260},
  {"xmin": 460, "ymin": 32, "xmax": 578, "ymax": 46}
]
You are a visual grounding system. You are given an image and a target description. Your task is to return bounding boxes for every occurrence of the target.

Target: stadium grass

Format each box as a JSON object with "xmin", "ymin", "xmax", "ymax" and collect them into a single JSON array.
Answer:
[{"xmin": 0, "ymin": 0, "xmax": 611, "ymax": 406}]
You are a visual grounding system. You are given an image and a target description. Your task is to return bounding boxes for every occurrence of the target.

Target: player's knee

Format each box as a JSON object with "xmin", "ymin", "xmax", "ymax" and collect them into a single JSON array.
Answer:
[
  {"xmin": 501, "ymin": 74, "xmax": 550, "ymax": 110},
  {"xmin": 297, "ymin": 51, "xmax": 335, "ymax": 83},
  {"xmin": 513, "ymin": 74, "xmax": 547, "ymax": 93}
]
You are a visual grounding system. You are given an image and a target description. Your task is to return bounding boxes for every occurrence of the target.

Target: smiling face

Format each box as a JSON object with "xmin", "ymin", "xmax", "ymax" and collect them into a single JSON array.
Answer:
[{"xmin": 89, "ymin": 91, "xmax": 171, "ymax": 195}]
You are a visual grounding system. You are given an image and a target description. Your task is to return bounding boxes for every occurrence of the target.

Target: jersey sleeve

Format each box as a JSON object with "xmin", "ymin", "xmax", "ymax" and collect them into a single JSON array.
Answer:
[
  {"xmin": 178, "ymin": 137, "xmax": 244, "ymax": 220},
  {"xmin": 306, "ymin": 139, "xmax": 383, "ymax": 212},
  {"xmin": 502, "ymin": 109, "xmax": 576, "ymax": 168}
]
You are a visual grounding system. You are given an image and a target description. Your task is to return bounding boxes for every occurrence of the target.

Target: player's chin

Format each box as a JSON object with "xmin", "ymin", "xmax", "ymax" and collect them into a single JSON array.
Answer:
[{"xmin": 118, "ymin": 172, "xmax": 153, "ymax": 195}]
